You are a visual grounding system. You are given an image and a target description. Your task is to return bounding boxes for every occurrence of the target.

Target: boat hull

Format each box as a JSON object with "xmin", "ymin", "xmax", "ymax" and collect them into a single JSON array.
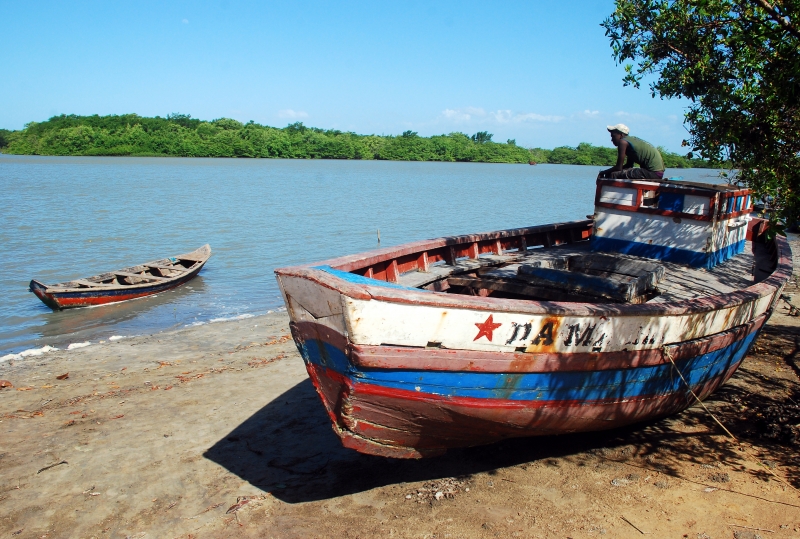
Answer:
[
  {"xmin": 30, "ymin": 268, "xmax": 203, "ymax": 309},
  {"xmin": 291, "ymin": 315, "xmax": 761, "ymax": 458},
  {"xmin": 30, "ymin": 245, "xmax": 210, "ymax": 310},
  {"xmin": 275, "ymin": 220, "xmax": 791, "ymax": 458}
]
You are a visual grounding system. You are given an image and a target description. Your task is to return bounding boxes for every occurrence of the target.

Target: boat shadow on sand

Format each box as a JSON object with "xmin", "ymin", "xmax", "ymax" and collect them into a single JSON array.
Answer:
[{"xmin": 203, "ymin": 364, "xmax": 799, "ymax": 504}]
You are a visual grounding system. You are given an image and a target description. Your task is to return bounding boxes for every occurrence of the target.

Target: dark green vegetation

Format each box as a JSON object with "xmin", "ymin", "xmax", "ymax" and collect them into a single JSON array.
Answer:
[
  {"xmin": 0, "ymin": 114, "xmax": 708, "ymax": 168},
  {"xmin": 604, "ymin": 0, "xmax": 800, "ymax": 225},
  {"xmin": 529, "ymin": 142, "xmax": 707, "ymax": 169}
]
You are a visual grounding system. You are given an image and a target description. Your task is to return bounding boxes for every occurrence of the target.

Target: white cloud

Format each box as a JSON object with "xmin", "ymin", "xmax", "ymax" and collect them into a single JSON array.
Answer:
[
  {"xmin": 278, "ymin": 109, "xmax": 309, "ymax": 119},
  {"xmin": 182, "ymin": 18, "xmax": 189, "ymax": 24},
  {"xmin": 493, "ymin": 110, "xmax": 564, "ymax": 123},
  {"xmin": 584, "ymin": 109, "xmax": 599, "ymax": 116},
  {"xmin": 441, "ymin": 108, "xmax": 474, "ymax": 122},
  {"xmin": 441, "ymin": 108, "xmax": 563, "ymax": 125}
]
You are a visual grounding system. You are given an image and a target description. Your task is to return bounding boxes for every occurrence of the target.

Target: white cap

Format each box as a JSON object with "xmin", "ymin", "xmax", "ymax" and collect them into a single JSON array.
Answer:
[{"xmin": 607, "ymin": 124, "xmax": 630, "ymax": 135}]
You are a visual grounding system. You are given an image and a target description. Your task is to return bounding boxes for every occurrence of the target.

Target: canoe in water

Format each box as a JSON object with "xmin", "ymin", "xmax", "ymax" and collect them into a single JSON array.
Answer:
[{"xmin": 30, "ymin": 245, "xmax": 211, "ymax": 310}]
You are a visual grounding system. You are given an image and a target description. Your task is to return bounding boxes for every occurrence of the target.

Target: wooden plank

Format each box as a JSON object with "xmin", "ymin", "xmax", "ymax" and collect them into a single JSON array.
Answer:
[
  {"xmin": 396, "ymin": 253, "xmax": 528, "ymax": 288},
  {"xmin": 517, "ymin": 266, "xmax": 647, "ymax": 302},
  {"xmin": 518, "ymin": 255, "xmax": 569, "ymax": 270},
  {"xmin": 145, "ymin": 263, "xmax": 179, "ymax": 270},
  {"xmin": 386, "ymin": 260, "xmax": 400, "ymax": 283},
  {"xmin": 177, "ymin": 255, "xmax": 205, "ymax": 263},
  {"xmin": 567, "ymin": 254, "xmax": 665, "ymax": 288},
  {"xmin": 447, "ymin": 276, "xmax": 613, "ymax": 303},
  {"xmin": 114, "ymin": 272, "xmax": 168, "ymax": 281},
  {"xmin": 568, "ymin": 253, "xmax": 664, "ymax": 277},
  {"xmin": 73, "ymin": 279, "xmax": 116, "ymax": 288}
]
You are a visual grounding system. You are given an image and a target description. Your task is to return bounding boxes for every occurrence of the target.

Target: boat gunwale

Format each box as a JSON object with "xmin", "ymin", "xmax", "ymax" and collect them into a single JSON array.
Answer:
[{"xmin": 274, "ymin": 221, "xmax": 792, "ymax": 318}]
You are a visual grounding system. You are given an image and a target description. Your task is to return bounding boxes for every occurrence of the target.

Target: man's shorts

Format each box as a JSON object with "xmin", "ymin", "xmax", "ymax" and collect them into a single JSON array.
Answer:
[{"xmin": 602, "ymin": 168, "xmax": 664, "ymax": 180}]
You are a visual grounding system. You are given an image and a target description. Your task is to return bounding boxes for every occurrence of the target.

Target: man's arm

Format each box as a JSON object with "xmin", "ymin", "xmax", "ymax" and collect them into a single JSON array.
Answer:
[{"xmin": 599, "ymin": 139, "xmax": 629, "ymax": 177}]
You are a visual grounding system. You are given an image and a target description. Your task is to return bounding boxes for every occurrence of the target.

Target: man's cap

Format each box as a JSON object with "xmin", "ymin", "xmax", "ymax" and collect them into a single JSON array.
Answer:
[{"xmin": 607, "ymin": 124, "xmax": 630, "ymax": 135}]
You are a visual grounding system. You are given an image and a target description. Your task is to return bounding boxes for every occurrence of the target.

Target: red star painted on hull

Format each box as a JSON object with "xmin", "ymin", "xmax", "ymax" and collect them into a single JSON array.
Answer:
[{"xmin": 474, "ymin": 314, "xmax": 502, "ymax": 342}]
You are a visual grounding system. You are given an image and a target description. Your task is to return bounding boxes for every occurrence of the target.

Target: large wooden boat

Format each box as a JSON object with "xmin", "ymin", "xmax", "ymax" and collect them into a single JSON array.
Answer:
[
  {"xmin": 275, "ymin": 179, "xmax": 791, "ymax": 458},
  {"xmin": 30, "ymin": 245, "xmax": 211, "ymax": 310}
]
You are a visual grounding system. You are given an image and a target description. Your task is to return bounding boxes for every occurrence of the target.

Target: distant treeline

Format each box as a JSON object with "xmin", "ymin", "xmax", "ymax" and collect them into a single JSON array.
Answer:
[{"xmin": 0, "ymin": 114, "xmax": 711, "ymax": 168}]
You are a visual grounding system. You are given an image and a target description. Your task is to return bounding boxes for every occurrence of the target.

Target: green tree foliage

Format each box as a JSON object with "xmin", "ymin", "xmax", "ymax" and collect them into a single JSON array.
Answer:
[
  {"xmin": 471, "ymin": 131, "xmax": 493, "ymax": 144},
  {"xmin": 535, "ymin": 142, "xmax": 705, "ymax": 168},
  {"xmin": 602, "ymin": 0, "xmax": 800, "ymax": 223},
  {"xmin": 0, "ymin": 114, "xmax": 711, "ymax": 168},
  {"xmin": 0, "ymin": 115, "xmax": 540, "ymax": 163}
]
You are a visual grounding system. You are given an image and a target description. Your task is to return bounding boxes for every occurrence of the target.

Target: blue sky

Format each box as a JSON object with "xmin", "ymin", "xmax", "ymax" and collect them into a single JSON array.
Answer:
[{"xmin": 0, "ymin": 1, "xmax": 692, "ymax": 151}]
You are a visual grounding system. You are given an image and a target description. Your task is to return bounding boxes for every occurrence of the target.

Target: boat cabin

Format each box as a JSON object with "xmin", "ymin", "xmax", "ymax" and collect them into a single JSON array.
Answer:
[{"xmin": 592, "ymin": 178, "xmax": 752, "ymax": 268}]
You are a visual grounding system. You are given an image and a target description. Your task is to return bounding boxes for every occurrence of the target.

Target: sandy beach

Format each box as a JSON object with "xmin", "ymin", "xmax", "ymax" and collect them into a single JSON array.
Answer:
[{"xmin": 2, "ymin": 297, "xmax": 800, "ymax": 538}]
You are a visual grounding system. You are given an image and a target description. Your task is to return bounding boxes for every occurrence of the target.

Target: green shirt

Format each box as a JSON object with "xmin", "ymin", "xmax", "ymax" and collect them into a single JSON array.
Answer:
[{"xmin": 624, "ymin": 135, "xmax": 665, "ymax": 172}]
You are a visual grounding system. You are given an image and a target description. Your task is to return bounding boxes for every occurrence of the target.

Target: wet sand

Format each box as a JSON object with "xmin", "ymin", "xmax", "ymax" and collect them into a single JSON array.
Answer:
[{"xmin": 2, "ymin": 303, "xmax": 800, "ymax": 538}]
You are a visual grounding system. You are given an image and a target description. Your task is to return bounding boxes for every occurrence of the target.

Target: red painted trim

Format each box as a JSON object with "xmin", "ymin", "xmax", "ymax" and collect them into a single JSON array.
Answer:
[
  {"xmin": 596, "ymin": 178, "xmax": 748, "ymax": 198},
  {"xmin": 302, "ymin": 220, "xmax": 593, "ymax": 271},
  {"xmin": 417, "ymin": 251, "xmax": 429, "ymax": 272},
  {"xmin": 595, "ymin": 201, "xmax": 714, "ymax": 221},
  {"xmin": 290, "ymin": 321, "xmax": 349, "ymax": 352},
  {"xmin": 386, "ymin": 260, "xmax": 399, "ymax": 283},
  {"xmin": 43, "ymin": 267, "xmax": 205, "ymax": 309},
  {"xmin": 723, "ymin": 209, "xmax": 753, "ymax": 219},
  {"xmin": 293, "ymin": 313, "xmax": 764, "ymax": 373},
  {"xmin": 304, "ymin": 358, "xmax": 742, "ymax": 457},
  {"xmin": 275, "ymin": 223, "xmax": 791, "ymax": 319}
]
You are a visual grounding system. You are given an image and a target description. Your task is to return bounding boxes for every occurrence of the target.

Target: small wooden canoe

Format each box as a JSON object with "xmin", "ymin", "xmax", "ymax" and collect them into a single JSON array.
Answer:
[{"xmin": 30, "ymin": 245, "xmax": 211, "ymax": 310}]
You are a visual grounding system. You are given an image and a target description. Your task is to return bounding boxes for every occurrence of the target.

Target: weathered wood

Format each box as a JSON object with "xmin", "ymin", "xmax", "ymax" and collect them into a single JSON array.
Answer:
[
  {"xmin": 114, "ymin": 272, "xmax": 169, "ymax": 282},
  {"xmin": 518, "ymin": 255, "xmax": 569, "ymax": 270},
  {"xmin": 396, "ymin": 253, "xmax": 529, "ymax": 288},
  {"xmin": 176, "ymin": 254, "xmax": 207, "ymax": 262},
  {"xmin": 29, "ymin": 245, "xmax": 211, "ymax": 310},
  {"xmin": 73, "ymin": 279, "xmax": 116, "ymax": 288},
  {"xmin": 567, "ymin": 253, "xmax": 665, "ymax": 287},
  {"xmin": 447, "ymin": 276, "xmax": 613, "ymax": 303},
  {"xmin": 517, "ymin": 265, "xmax": 650, "ymax": 302}
]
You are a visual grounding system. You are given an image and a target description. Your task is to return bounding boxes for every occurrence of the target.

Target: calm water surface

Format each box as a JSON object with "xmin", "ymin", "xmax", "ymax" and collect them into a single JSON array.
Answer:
[{"xmin": 0, "ymin": 155, "xmax": 726, "ymax": 355}]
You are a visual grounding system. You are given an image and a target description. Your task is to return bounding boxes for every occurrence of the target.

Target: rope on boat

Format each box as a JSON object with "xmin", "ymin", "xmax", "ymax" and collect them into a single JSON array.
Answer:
[
  {"xmin": 662, "ymin": 345, "xmax": 737, "ymax": 440},
  {"xmin": 662, "ymin": 345, "xmax": 799, "ymax": 494}
]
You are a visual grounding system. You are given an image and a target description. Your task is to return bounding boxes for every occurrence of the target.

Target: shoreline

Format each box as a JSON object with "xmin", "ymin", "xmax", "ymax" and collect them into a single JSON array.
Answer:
[
  {"xmin": 2, "ymin": 299, "xmax": 799, "ymax": 537},
  {"xmin": 0, "ymin": 151, "xmax": 720, "ymax": 169},
  {"xmin": 0, "ymin": 309, "xmax": 285, "ymax": 362}
]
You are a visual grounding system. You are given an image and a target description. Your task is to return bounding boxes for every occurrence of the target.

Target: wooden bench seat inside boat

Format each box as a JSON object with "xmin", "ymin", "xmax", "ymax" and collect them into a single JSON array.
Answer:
[
  {"xmin": 73, "ymin": 279, "xmax": 116, "ymax": 288},
  {"xmin": 176, "ymin": 254, "xmax": 206, "ymax": 263},
  {"xmin": 395, "ymin": 239, "xmax": 763, "ymax": 304},
  {"xmin": 114, "ymin": 271, "xmax": 168, "ymax": 282},
  {"xmin": 513, "ymin": 253, "xmax": 665, "ymax": 303}
]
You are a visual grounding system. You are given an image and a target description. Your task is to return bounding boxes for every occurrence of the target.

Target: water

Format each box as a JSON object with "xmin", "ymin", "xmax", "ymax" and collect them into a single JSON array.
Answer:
[{"xmin": 0, "ymin": 155, "xmax": 727, "ymax": 355}]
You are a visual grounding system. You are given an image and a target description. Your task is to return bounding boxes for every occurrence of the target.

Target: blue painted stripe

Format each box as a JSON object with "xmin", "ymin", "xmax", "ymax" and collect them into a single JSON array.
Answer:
[
  {"xmin": 296, "ymin": 331, "xmax": 755, "ymax": 402},
  {"xmin": 313, "ymin": 265, "xmax": 428, "ymax": 291},
  {"xmin": 591, "ymin": 237, "xmax": 745, "ymax": 268}
]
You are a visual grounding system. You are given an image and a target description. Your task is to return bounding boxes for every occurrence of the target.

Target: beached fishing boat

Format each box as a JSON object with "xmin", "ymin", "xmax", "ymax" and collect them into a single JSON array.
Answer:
[
  {"xmin": 30, "ymin": 245, "xmax": 211, "ymax": 310},
  {"xmin": 274, "ymin": 178, "xmax": 791, "ymax": 458}
]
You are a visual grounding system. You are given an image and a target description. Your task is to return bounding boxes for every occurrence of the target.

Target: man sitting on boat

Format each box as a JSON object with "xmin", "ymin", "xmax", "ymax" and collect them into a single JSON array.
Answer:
[{"xmin": 597, "ymin": 124, "xmax": 665, "ymax": 180}]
